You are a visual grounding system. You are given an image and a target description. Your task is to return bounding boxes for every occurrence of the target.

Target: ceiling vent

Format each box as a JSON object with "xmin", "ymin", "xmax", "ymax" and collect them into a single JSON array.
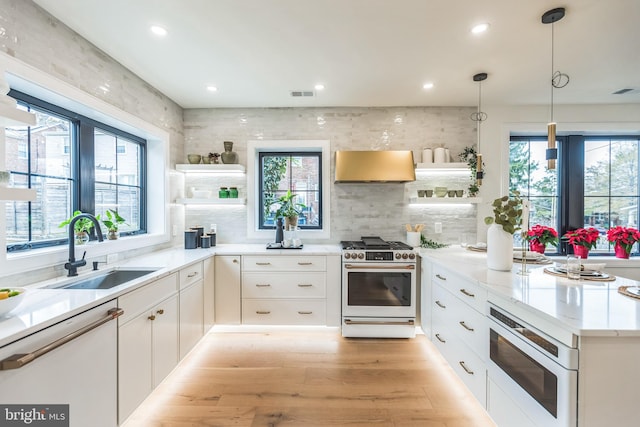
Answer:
[
  {"xmin": 612, "ymin": 88, "xmax": 640, "ymax": 95},
  {"xmin": 290, "ymin": 90, "xmax": 315, "ymax": 97}
]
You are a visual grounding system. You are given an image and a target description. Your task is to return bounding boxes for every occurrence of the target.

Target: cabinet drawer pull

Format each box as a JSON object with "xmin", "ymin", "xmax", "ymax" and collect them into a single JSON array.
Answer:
[
  {"xmin": 187, "ymin": 272, "xmax": 198, "ymax": 278},
  {"xmin": 255, "ymin": 284, "xmax": 271, "ymax": 287},
  {"xmin": 459, "ymin": 321, "xmax": 474, "ymax": 332},
  {"xmin": 459, "ymin": 361, "xmax": 474, "ymax": 375},
  {"xmin": 256, "ymin": 262, "xmax": 271, "ymax": 266},
  {"xmin": 435, "ymin": 274, "xmax": 447, "ymax": 281},
  {"xmin": 156, "ymin": 309, "xmax": 164, "ymax": 315},
  {"xmin": 297, "ymin": 284, "xmax": 313, "ymax": 287},
  {"xmin": 298, "ymin": 262, "xmax": 313, "ymax": 265},
  {"xmin": 233, "ymin": 259, "xmax": 239, "ymax": 263},
  {"xmin": 435, "ymin": 300, "xmax": 446, "ymax": 309},
  {"xmin": 148, "ymin": 314, "xmax": 156, "ymax": 321},
  {"xmin": 297, "ymin": 311, "xmax": 313, "ymax": 315},
  {"xmin": 435, "ymin": 333, "xmax": 446, "ymax": 343},
  {"xmin": 256, "ymin": 310, "xmax": 271, "ymax": 315},
  {"xmin": 459, "ymin": 288, "xmax": 475, "ymax": 298}
]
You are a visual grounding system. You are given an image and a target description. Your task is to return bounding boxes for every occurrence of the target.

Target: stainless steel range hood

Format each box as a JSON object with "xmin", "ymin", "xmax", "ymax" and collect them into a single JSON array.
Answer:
[{"xmin": 335, "ymin": 150, "xmax": 416, "ymax": 183}]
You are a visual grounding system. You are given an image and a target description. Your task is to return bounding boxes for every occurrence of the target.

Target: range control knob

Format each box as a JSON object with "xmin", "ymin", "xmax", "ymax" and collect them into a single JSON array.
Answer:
[
  {"xmin": 357, "ymin": 253, "xmax": 364, "ymax": 259},
  {"xmin": 402, "ymin": 253, "xmax": 409, "ymax": 259},
  {"xmin": 344, "ymin": 253, "xmax": 351, "ymax": 259},
  {"xmin": 395, "ymin": 253, "xmax": 401, "ymax": 259},
  {"xmin": 409, "ymin": 253, "xmax": 416, "ymax": 260}
]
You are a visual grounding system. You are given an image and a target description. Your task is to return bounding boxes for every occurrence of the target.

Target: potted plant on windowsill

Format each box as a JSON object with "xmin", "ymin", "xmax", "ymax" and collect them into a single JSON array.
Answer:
[
  {"xmin": 272, "ymin": 190, "xmax": 306, "ymax": 230},
  {"xmin": 563, "ymin": 228, "xmax": 600, "ymax": 258},
  {"xmin": 525, "ymin": 225, "xmax": 558, "ymax": 254},
  {"xmin": 484, "ymin": 191, "xmax": 523, "ymax": 271},
  {"xmin": 59, "ymin": 210, "xmax": 96, "ymax": 245},
  {"xmin": 606, "ymin": 226, "xmax": 640, "ymax": 259},
  {"xmin": 100, "ymin": 209, "xmax": 127, "ymax": 240}
]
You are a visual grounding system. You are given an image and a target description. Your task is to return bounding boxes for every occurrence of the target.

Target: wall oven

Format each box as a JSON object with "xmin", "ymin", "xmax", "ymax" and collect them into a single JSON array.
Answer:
[
  {"xmin": 341, "ymin": 237, "xmax": 416, "ymax": 338},
  {"xmin": 487, "ymin": 303, "xmax": 578, "ymax": 427}
]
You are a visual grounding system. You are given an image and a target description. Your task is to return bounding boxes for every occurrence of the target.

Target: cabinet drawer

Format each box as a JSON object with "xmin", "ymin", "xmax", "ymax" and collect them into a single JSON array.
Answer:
[
  {"xmin": 242, "ymin": 256, "xmax": 326, "ymax": 272},
  {"xmin": 118, "ymin": 273, "xmax": 178, "ymax": 325},
  {"xmin": 447, "ymin": 336, "xmax": 487, "ymax": 406},
  {"xmin": 179, "ymin": 261, "xmax": 203, "ymax": 290},
  {"xmin": 242, "ymin": 299, "xmax": 326, "ymax": 325},
  {"xmin": 242, "ymin": 272, "xmax": 326, "ymax": 298},
  {"xmin": 447, "ymin": 297, "xmax": 486, "ymax": 361},
  {"xmin": 432, "ymin": 264, "xmax": 487, "ymax": 313}
]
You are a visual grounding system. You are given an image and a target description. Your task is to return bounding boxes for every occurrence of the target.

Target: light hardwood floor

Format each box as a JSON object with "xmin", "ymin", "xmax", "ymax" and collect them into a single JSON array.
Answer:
[{"xmin": 123, "ymin": 328, "xmax": 496, "ymax": 427}]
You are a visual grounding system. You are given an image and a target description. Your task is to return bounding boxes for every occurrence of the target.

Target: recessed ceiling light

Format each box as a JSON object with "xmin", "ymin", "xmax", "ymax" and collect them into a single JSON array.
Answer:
[
  {"xmin": 422, "ymin": 83, "xmax": 434, "ymax": 90},
  {"xmin": 471, "ymin": 23, "xmax": 490, "ymax": 34},
  {"xmin": 206, "ymin": 86, "xmax": 218, "ymax": 92},
  {"xmin": 150, "ymin": 25, "xmax": 168, "ymax": 36},
  {"xmin": 314, "ymin": 84, "xmax": 325, "ymax": 91}
]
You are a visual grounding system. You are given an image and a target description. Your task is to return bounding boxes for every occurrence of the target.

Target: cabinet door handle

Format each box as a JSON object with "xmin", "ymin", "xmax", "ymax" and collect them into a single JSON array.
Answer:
[
  {"xmin": 459, "ymin": 321, "xmax": 474, "ymax": 332},
  {"xmin": 459, "ymin": 288, "xmax": 475, "ymax": 298},
  {"xmin": 233, "ymin": 259, "xmax": 239, "ymax": 264},
  {"xmin": 297, "ymin": 284, "xmax": 313, "ymax": 287},
  {"xmin": 298, "ymin": 262, "xmax": 313, "ymax": 265},
  {"xmin": 298, "ymin": 311, "xmax": 313, "ymax": 315},
  {"xmin": 148, "ymin": 314, "xmax": 156, "ymax": 321},
  {"xmin": 435, "ymin": 274, "xmax": 447, "ymax": 281},
  {"xmin": 459, "ymin": 361, "xmax": 474, "ymax": 375},
  {"xmin": 255, "ymin": 284, "xmax": 271, "ymax": 287},
  {"xmin": 156, "ymin": 309, "xmax": 164, "ymax": 315},
  {"xmin": 256, "ymin": 310, "xmax": 271, "ymax": 315},
  {"xmin": 435, "ymin": 300, "xmax": 446, "ymax": 309},
  {"xmin": 187, "ymin": 272, "xmax": 198, "ymax": 278},
  {"xmin": 435, "ymin": 333, "xmax": 446, "ymax": 343},
  {"xmin": 256, "ymin": 262, "xmax": 271, "ymax": 266}
]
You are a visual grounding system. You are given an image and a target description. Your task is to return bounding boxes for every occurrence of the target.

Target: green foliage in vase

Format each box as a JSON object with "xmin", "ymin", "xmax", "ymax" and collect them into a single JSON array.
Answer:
[
  {"xmin": 484, "ymin": 191, "xmax": 523, "ymax": 235},
  {"xmin": 58, "ymin": 210, "xmax": 95, "ymax": 233}
]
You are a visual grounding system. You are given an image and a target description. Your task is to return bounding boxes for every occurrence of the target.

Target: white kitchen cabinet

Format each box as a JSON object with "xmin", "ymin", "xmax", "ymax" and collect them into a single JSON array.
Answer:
[
  {"xmin": 241, "ymin": 255, "xmax": 327, "ymax": 325},
  {"xmin": 214, "ymin": 255, "xmax": 241, "ymax": 324},
  {"xmin": 118, "ymin": 273, "xmax": 179, "ymax": 424},
  {"xmin": 420, "ymin": 255, "xmax": 432, "ymax": 338},
  {"xmin": 430, "ymin": 263, "xmax": 488, "ymax": 405},
  {"xmin": 179, "ymin": 261, "xmax": 204, "ymax": 359},
  {"xmin": 203, "ymin": 256, "xmax": 215, "ymax": 331}
]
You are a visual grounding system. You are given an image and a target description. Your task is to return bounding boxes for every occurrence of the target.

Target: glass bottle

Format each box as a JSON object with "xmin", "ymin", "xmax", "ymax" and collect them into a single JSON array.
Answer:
[
  {"xmin": 229, "ymin": 187, "xmax": 238, "ymax": 198},
  {"xmin": 218, "ymin": 187, "xmax": 229, "ymax": 198}
]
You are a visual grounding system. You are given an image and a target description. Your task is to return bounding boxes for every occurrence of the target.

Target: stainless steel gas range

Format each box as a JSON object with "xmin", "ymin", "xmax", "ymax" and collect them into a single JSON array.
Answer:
[{"xmin": 340, "ymin": 236, "xmax": 417, "ymax": 338}]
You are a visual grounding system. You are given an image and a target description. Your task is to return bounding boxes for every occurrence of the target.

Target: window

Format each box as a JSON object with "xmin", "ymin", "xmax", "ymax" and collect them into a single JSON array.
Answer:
[
  {"xmin": 258, "ymin": 151, "xmax": 322, "ymax": 230},
  {"xmin": 5, "ymin": 90, "xmax": 146, "ymax": 252},
  {"xmin": 510, "ymin": 134, "xmax": 640, "ymax": 255}
]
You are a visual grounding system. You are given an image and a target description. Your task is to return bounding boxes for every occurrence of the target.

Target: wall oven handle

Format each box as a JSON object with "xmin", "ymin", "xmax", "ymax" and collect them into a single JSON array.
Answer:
[
  {"xmin": 344, "ymin": 319, "xmax": 415, "ymax": 326},
  {"xmin": 344, "ymin": 264, "xmax": 415, "ymax": 270},
  {"xmin": 0, "ymin": 307, "xmax": 124, "ymax": 371},
  {"xmin": 459, "ymin": 321, "xmax": 475, "ymax": 332},
  {"xmin": 459, "ymin": 361, "xmax": 474, "ymax": 375}
]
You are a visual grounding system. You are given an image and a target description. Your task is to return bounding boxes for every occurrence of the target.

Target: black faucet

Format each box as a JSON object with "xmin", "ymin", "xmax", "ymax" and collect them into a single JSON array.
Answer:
[{"xmin": 64, "ymin": 213, "xmax": 104, "ymax": 277}]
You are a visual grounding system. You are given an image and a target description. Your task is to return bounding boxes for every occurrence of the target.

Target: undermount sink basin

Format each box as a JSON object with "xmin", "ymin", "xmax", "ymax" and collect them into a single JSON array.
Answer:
[{"xmin": 46, "ymin": 269, "xmax": 157, "ymax": 290}]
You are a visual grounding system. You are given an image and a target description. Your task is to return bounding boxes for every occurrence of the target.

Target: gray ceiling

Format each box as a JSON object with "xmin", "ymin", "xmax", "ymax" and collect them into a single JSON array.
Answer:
[{"xmin": 33, "ymin": 0, "xmax": 640, "ymax": 109}]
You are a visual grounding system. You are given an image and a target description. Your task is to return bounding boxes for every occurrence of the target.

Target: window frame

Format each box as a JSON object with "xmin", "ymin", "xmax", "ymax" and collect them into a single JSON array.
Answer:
[
  {"xmin": 510, "ymin": 134, "xmax": 640, "ymax": 256},
  {"xmin": 6, "ymin": 89, "xmax": 147, "ymax": 252}
]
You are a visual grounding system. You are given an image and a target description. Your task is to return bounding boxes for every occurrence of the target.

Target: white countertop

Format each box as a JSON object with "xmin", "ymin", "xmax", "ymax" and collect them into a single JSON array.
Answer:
[
  {"xmin": 0, "ymin": 243, "xmax": 341, "ymax": 347},
  {"xmin": 420, "ymin": 247, "xmax": 640, "ymax": 338}
]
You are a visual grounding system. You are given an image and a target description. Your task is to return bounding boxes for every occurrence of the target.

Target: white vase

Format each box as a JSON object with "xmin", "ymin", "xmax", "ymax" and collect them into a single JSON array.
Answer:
[{"xmin": 487, "ymin": 223, "xmax": 513, "ymax": 271}]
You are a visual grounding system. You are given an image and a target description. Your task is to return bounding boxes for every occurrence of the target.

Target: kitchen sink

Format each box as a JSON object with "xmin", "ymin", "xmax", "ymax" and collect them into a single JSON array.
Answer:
[{"xmin": 45, "ymin": 269, "xmax": 158, "ymax": 290}]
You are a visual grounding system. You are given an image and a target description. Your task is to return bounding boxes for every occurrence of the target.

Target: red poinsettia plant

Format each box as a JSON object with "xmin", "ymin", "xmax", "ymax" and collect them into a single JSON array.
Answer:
[
  {"xmin": 525, "ymin": 225, "xmax": 559, "ymax": 247},
  {"xmin": 563, "ymin": 228, "xmax": 600, "ymax": 250},
  {"xmin": 606, "ymin": 226, "xmax": 640, "ymax": 253}
]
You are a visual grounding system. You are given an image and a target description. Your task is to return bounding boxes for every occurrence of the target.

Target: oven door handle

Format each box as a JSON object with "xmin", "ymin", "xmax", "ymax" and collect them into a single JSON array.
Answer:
[
  {"xmin": 344, "ymin": 319, "xmax": 415, "ymax": 326},
  {"xmin": 343, "ymin": 264, "xmax": 415, "ymax": 270}
]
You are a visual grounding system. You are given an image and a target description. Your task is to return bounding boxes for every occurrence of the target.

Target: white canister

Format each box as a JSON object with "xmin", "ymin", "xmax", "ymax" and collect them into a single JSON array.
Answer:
[
  {"xmin": 444, "ymin": 148, "xmax": 450, "ymax": 163},
  {"xmin": 422, "ymin": 148, "xmax": 432, "ymax": 164},
  {"xmin": 433, "ymin": 147, "xmax": 446, "ymax": 163},
  {"xmin": 406, "ymin": 231, "xmax": 421, "ymax": 247}
]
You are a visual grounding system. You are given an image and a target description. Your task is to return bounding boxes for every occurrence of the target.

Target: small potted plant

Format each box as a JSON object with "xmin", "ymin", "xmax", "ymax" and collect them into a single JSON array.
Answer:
[
  {"xmin": 606, "ymin": 226, "xmax": 640, "ymax": 259},
  {"xmin": 272, "ymin": 190, "xmax": 306, "ymax": 230},
  {"xmin": 484, "ymin": 191, "xmax": 523, "ymax": 271},
  {"xmin": 563, "ymin": 228, "xmax": 600, "ymax": 258},
  {"xmin": 525, "ymin": 225, "xmax": 558, "ymax": 253},
  {"xmin": 100, "ymin": 209, "xmax": 127, "ymax": 240},
  {"xmin": 59, "ymin": 210, "xmax": 96, "ymax": 245}
]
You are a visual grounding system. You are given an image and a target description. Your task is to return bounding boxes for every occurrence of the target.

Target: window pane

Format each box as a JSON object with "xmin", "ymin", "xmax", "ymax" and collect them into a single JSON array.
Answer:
[
  {"xmin": 611, "ymin": 140, "xmax": 638, "ymax": 197},
  {"xmin": 584, "ymin": 140, "xmax": 610, "ymax": 197}
]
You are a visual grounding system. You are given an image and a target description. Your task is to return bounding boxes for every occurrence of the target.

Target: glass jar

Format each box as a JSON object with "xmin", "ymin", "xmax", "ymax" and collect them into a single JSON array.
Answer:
[
  {"xmin": 228, "ymin": 187, "xmax": 238, "ymax": 198},
  {"xmin": 218, "ymin": 187, "xmax": 229, "ymax": 199}
]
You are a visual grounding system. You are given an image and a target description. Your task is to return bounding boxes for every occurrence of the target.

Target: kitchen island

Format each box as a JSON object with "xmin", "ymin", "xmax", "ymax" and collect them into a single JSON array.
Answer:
[{"xmin": 420, "ymin": 247, "xmax": 640, "ymax": 427}]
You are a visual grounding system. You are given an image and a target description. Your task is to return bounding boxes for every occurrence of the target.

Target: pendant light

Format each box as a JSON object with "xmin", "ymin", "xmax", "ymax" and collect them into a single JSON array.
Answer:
[
  {"xmin": 542, "ymin": 7, "xmax": 569, "ymax": 170},
  {"xmin": 471, "ymin": 72, "xmax": 488, "ymax": 185}
]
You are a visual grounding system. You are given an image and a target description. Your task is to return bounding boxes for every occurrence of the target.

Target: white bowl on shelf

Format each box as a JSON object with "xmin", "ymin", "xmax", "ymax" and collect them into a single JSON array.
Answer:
[
  {"xmin": 0, "ymin": 288, "xmax": 26, "ymax": 317},
  {"xmin": 191, "ymin": 190, "xmax": 212, "ymax": 198}
]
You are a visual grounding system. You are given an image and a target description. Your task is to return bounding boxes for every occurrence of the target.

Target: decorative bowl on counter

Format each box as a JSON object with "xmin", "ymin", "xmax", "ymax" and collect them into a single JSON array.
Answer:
[
  {"xmin": 0, "ymin": 287, "xmax": 26, "ymax": 317},
  {"xmin": 434, "ymin": 186, "xmax": 447, "ymax": 197}
]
